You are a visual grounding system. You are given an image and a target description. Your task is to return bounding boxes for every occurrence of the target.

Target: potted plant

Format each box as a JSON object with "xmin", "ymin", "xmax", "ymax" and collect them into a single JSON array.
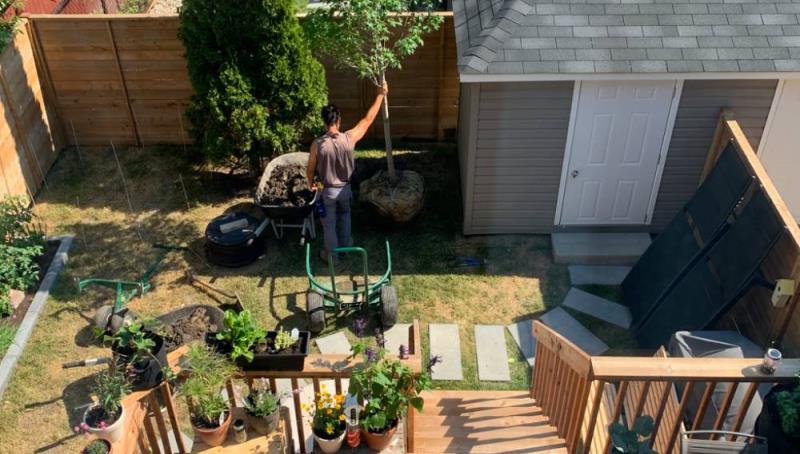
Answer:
[
  {"xmin": 102, "ymin": 320, "xmax": 167, "ymax": 390},
  {"xmin": 348, "ymin": 337, "xmax": 430, "ymax": 451},
  {"xmin": 609, "ymin": 416, "xmax": 658, "ymax": 454},
  {"xmin": 303, "ymin": 387, "xmax": 346, "ymax": 453},
  {"xmin": 82, "ymin": 439, "xmax": 111, "ymax": 454},
  {"xmin": 757, "ymin": 378, "xmax": 800, "ymax": 454},
  {"xmin": 214, "ymin": 310, "xmax": 309, "ymax": 371},
  {"xmin": 79, "ymin": 367, "xmax": 131, "ymax": 443},
  {"xmin": 243, "ymin": 388, "xmax": 280, "ymax": 435},
  {"xmin": 181, "ymin": 343, "xmax": 238, "ymax": 447}
]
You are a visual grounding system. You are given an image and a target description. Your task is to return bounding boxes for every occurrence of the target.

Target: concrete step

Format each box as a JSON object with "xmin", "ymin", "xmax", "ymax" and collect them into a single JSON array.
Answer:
[
  {"xmin": 506, "ymin": 320, "xmax": 536, "ymax": 366},
  {"xmin": 314, "ymin": 332, "xmax": 351, "ymax": 354},
  {"xmin": 568, "ymin": 265, "xmax": 631, "ymax": 285},
  {"xmin": 429, "ymin": 324, "xmax": 463, "ymax": 381},
  {"xmin": 562, "ymin": 287, "xmax": 632, "ymax": 329},
  {"xmin": 552, "ymin": 233, "xmax": 651, "ymax": 265},
  {"xmin": 539, "ymin": 307, "xmax": 609, "ymax": 356},
  {"xmin": 383, "ymin": 323, "xmax": 411, "ymax": 356},
  {"xmin": 475, "ymin": 325, "xmax": 511, "ymax": 382}
]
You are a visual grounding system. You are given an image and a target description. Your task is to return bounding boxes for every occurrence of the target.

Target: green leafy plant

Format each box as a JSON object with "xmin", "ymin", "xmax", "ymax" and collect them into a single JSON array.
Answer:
[
  {"xmin": 775, "ymin": 381, "xmax": 800, "ymax": 437},
  {"xmin": 181, "ymin": 343, "xmax": 238, "ymax": 427},
  {"xmin": 609, "ymin": 416, "xmax": 658, "ymax": 454},
  {"xmin": 273, "ymin": 328, "xmax": 296, "ymax": 352},
  {"xmin": 0, "ymin": 320, "xmax": 15, "ymax": 355},
  {"xmin": 92, "ymin": 366, "xmax": 131, "ymax": 421},
  {"xmin": 0, "ymin": 196, "xmax": 45, "ymax": 292},
  {"xmin": 307, "ymin": 388, "xmax": 346, "ymax": 439},
  {"xmin": 102, "ymin": 320, "xmax": 157, "ymax": 360},
  {"xmin": 119, "ymin": 0, "xmax": 148, "ymax": 13},
  {"xmin": 348, "ymin": 336, "xmax": 430, "ymax": 433},
  {"xmin": 244, "ymin": 389, "xmax": 279, "ymax": 418},
  {"xmin": 216, "ymin": 309, "xmax": 266, "ymax": 362},
  {"xmin": 305, "ymin": 0, "xmax": 443, "ymax": 180},
  {"xmin": 179, "ymin": 0, "xmax": 327, "ymax": 173},
  {"xmin": 0, "ymin": 286, "xmax": 12, "ymax": 317},
  {"xmin": 0, "ymin": 1, "xmax": 21, "ymax": 51},
  {"xmin": 82, "ymin": 439, "xmax": 110, "ymax": 454}
]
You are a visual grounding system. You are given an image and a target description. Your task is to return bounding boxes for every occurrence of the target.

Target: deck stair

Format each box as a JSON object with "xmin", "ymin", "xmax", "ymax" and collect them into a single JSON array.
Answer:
[{"xmin": 411, "ymin": 390, "xmax": 567, "ymax": 453}]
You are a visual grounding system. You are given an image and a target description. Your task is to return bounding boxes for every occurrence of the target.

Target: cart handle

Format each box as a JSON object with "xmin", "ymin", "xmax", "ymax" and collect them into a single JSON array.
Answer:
[{"xmin": 305, "ymin": 241, "xmax": 392, "ymax": 295}]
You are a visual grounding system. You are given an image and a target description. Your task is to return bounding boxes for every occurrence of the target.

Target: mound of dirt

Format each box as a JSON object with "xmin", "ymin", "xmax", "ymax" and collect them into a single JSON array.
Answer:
[
  {"xmin": 160, "ymin": 307, "xmax": 220, "ymax": 352},
  {"xmin": 256, "ymin": 164, "xmax": 315, "ymax": 207}
]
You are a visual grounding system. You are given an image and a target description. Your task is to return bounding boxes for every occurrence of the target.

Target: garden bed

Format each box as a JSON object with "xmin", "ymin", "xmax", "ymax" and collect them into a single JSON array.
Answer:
[{"xmin": 0, "ymin": 239, "xmax": 60, "ymax": 330}]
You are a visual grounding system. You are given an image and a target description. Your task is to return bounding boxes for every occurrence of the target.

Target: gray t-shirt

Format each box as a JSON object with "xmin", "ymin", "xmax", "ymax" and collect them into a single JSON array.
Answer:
[{"xmin": 315, "ymin": 131, "xmax": 354, "ymax": 188}]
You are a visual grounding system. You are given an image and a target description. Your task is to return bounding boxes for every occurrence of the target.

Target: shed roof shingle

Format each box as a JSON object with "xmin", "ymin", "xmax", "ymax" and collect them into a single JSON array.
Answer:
[{"xmin": 454, "ymin": 0, "xmax": 800, "ymax": 74}]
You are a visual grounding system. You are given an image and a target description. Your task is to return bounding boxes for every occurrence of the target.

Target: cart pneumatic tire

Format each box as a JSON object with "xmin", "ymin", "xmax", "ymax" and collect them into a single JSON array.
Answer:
[
  {"xmin": 380, "ymin": 285, "xmax": 398, "ymax": 328},
  {"xmin": 307, "ymin": 291, "xmax": 326, "ymax": 334}
]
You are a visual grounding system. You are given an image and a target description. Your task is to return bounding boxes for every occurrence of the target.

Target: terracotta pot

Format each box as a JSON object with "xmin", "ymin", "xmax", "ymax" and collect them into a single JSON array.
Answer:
[
  {"xmin": 84, "ymin": 405, "xmax": 126, "ymax": 443},
  {"xmin": 246, "ymin": 408, "xmax": 280, "ymax": 435},
  {"xmin": 192, "ymin": 411, "xmax": 232, "ymax": 447},
  {"xmin": 361, "ymin": 423, "xmax": 398, "ymax": 452},
  {"xmin": 314, "ymin": 431, "xmax": 345, "ymax": 453}
]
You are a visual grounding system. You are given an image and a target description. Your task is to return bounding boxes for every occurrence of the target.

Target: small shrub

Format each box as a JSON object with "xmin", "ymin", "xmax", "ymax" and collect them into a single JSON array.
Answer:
[
  {"xmin": 0, "ymin": 196, "xmax": 45, "ymax": 292},
  {"xmin": 119, "ymin": 0, "xmax": 149, "ymax": 13},
  {"xmin": 0, "ymin": 1, "xmax": 21, "ymax": 51},
  {"xmin": 775, "ymin": 382, "xmax": 800, "ymax": 437},
  {"xmin": 91, "ymin": 367, "xmax": 131, "ymax": 422},
  {"xmin": 0, "ymin": 286, "xmax": 12, "ymax": 317},
  {"xmin": 181, "ymin": 343, "xmax": 237, "ymax": 427},
  {"xmin": 244, "ymin": 389, "xmax": 279, "ymax": 418}
]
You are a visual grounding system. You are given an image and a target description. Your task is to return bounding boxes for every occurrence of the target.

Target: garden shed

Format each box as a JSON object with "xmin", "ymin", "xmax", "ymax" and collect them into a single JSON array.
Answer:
[{"xmin": 455, "ymin": 0, "xmax": 800, "ymax": 234}]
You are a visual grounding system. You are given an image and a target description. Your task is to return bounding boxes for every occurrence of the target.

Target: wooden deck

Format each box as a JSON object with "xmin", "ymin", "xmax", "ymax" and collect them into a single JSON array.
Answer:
[{"xmin": 411, "ymin": 390, "xmax": 567, "ymax": 453}]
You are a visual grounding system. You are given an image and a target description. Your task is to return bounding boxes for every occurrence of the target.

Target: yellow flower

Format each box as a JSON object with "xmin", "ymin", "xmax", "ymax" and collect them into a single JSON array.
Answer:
[
  {"xmin": 325, "ymin": 424, "xmax": 334, "ymax": 434},
  {"xmin": 326, "ymin": 408, "xmax": 333, "ymax": 415},
  {"xmin": 339, "ymin": 414, "xmax": 346, "ymax": 421}
]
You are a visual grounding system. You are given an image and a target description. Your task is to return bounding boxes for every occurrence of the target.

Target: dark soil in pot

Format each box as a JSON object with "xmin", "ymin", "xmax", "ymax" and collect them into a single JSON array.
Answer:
[
  {"xmin": 113, "ymin": 332, "xmax": 167, "ymax": 390},
  {"xmin": 85, "ymin": 405, "xmax": 121, "ymax": 428},
  {"xmin": 256, "ymin": 164, "xmax": 315, "ymax": 207},
  {"xmin": 756, "ymin": 382, "xmax": 800, "ymax": 454}
]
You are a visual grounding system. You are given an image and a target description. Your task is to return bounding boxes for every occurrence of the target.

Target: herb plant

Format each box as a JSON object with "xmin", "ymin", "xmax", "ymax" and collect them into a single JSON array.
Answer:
[
  {"xmin": 775, "ymin": 381, "xmax": 800, "ymax": 437},
  {"xmin": 82, "ymin": 439, "xmax": 110, "ymax": 454},
  {"xmin": 273, "ymin": 328, "xmax": 296, "ymax": 352},
  {"xmin": 216, "ymin": 309, "xmax": 266, "ymax": 362},
  {"xmin": 348, "ymin": 335, "xmax": 430, "ymax": 433},
  {"xmin": 91, "ymin": 367, "xmax": 131, "ymax": 423},
  {"xmin": 305, "ymin": 0, "xmax": 443, "ymax": 180},
  {"xmin": 181, "ymin": 343, "xmax": 238, "ymax": 428},
  {"xmin": 244, "ymin": 389, "xmax": 279, "ymax": 418},
  {"xmin": 609, "ymin": 416, "xmax": 658, "ymax": 454}
]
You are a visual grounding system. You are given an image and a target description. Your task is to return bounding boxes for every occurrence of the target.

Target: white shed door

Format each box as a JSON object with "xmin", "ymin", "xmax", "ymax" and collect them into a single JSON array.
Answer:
[
  {"xmin": 560, "ymin": 81, "xmax": 676, "ymax": 225},
  {"xmin": 759, "ymin": 80, "xmax": 800, "ymax": 222}
]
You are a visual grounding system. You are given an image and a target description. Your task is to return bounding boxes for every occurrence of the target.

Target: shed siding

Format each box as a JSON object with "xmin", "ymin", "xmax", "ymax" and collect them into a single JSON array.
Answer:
[
  {"xmin": 652, "ymin": 79, "xmax": 778, "ymax": 229},
  {"xmin": 468, "ymin": 81, "xmax": 574, "ymax": 234}
]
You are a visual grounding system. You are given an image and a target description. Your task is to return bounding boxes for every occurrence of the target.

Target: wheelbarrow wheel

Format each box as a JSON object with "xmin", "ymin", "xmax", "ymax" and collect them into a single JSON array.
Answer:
[
  {"xmin": 380, "ymin": 285, "xmax": 398, "ymax": 328},
  {"xmin": 307, "ymin": 291, "xmax": 326, "ymax": 334}
]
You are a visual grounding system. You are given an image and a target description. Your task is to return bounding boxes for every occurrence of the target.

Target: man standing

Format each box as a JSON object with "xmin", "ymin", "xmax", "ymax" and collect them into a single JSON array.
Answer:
[{"xmin": 307, "ymin": 82, "xmax": 388, "ymax": 262}]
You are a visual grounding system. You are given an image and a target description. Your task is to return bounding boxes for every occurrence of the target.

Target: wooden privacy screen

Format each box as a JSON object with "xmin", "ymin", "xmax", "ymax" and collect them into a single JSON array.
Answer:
[
  {"xmin": 0, "ymin": 20, "xmax": 61, "ymax": 198},
  {"xmin": 26, "ymin": 13, "xmax": 459, "ymax": 147}
]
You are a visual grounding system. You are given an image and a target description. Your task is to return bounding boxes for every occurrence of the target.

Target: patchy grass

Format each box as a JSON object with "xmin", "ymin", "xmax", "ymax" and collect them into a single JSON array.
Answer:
[
  {"xmin": 0, "ymin": 321, "xmax": 14, "ymax": 355},
  {"xmin": 0, "ymin": 143, "xmax": 636, "ymax": 452}
]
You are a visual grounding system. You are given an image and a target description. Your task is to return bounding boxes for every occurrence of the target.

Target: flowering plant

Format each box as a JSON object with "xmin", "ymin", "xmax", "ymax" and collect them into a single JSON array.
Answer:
[{"xmin": 303, "ymin": 385, "xmax": 346, "ymax": 440}]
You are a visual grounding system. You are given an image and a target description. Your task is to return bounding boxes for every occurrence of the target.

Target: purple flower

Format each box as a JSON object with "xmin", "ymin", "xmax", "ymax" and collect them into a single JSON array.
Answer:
[
  {"xmin": 399, "ymin": 344, "xmax": 409, "ymax": 359},
  {"xmin": 427, "ymin": 355, "xmax": 442, "ymax": 373},
  {"xmin": 353, "ymin": 317, "xmax": 367, "ymax": 336},
  {"xmin": 365, "ymin": 347, "xmax": 376, "ymax": 363},
  {"xmin": 374, "ymin": 329, "xmax": 386, "ymax": 349}
]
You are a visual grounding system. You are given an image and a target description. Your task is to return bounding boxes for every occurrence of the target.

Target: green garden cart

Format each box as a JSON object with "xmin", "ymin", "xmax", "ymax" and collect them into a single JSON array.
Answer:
[{"xmin": 305, "ymin": 241, "xmax": 398, "ymax": 333}]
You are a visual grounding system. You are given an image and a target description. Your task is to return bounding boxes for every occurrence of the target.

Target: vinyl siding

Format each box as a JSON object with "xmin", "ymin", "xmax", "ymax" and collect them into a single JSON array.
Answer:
[
  {"xmin": 652, "ymin": 79, "xmax": 778, "ymax": 229},
  {"xmin": 466, "ymin": 81, "xmax": 574, "ymax": 234}
]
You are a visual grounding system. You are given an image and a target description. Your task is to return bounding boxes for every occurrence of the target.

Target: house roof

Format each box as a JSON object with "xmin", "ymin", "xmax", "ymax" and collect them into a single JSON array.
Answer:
[{"xmin": 453, "ymin": 0, "xmax": 800, "ymax": 75}]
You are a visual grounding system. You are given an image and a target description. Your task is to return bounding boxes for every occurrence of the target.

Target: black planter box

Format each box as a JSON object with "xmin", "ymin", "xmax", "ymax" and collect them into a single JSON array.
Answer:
[{"xmin": 236, "ymin": 331, "xmax": 310, "ymax": 372}]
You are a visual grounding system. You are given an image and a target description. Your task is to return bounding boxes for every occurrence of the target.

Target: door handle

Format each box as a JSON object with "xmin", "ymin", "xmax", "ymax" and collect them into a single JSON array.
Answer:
[{"xmin": 571, "ymin": 170, "xmax": 579, "ymax": 178}]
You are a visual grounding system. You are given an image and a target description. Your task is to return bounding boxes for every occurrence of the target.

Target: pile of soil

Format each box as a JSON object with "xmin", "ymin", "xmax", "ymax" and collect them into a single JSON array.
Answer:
[
  {"xmin": 256, "ymin": 164, "xmax": 315, "ymax": 207},
  {"xmin": 159, "ymin": 307, "xmax": 220, "ymax": 352}
]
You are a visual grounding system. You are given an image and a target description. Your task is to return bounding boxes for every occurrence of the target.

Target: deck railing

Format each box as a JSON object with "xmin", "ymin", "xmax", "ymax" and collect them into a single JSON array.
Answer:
[
  {"xmin": 531, "ymin": 320, "xmax": 800, "ymax": 454},
  {"xmin": 112, "ymin": 320, "xmax": 422, "ymax": 454}
]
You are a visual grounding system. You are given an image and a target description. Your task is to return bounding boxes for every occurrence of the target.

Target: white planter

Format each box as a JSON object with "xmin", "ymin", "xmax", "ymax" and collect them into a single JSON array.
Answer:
[
  {"xmin": 84, "ymin": 405, "xmax": 126, "ymax": 443},
  {"xmin": 314, "ymin": 431, "xmax": 345, "ymax": 454}
]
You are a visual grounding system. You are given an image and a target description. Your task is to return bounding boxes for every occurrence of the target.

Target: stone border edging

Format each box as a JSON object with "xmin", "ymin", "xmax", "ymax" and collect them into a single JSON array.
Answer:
[{"xmin": 0, "ymin": 235, "xmax": 73, "ymax": 400}]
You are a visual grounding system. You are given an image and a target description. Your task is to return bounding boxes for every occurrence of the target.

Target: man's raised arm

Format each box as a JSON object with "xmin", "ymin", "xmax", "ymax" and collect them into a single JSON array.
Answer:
[{"xmin": 346, "ymin": 82, "xmax": 389, "ymax": 145}]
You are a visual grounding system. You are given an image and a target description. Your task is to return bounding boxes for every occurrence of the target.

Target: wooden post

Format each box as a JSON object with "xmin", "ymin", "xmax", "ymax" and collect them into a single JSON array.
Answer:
[
  {"xmin": 435, "ymin": 26, "xmax": 446, "ymax": 140},
  {"xmin": 106, "ymin": 20, "xmax": 141, "ymax": 146},
  {"xmin": 26, "ymin": 19, "xmax": 68, "ymax": 150}
]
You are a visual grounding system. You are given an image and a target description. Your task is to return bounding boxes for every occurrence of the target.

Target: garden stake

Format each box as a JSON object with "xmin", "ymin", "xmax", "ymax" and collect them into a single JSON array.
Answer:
[
  {"xmin": 75, "ymin": 196, "xmax": 88, "ymax": 248},
  {"xmin": 69, "ymin": 119, "xmax": 83, "ymax": 166},
  {"xmin": 178, "ymin": 173, "xmax": 190, "ymax": 210},
  {"xmin": 110, "ymin": 140, "xmax": 143, "ymax": 242}
]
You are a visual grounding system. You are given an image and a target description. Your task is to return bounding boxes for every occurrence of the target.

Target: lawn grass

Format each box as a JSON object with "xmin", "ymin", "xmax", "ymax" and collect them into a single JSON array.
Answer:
[{"xmin": 0, "ymin": 142, "xmax": 636, "ymax": 452}]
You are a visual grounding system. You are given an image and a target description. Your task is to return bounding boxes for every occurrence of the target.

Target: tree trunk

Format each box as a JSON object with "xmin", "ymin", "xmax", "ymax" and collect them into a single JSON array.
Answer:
[{"xmin": 380, "ymin": 73, "xmax": 396, "ymax": 181}]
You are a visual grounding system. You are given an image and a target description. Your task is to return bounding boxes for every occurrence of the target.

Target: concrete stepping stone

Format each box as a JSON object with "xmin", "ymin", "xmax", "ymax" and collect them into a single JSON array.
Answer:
[
  {"xmin": 475, "ymin": 325, "xmax": 511, "ymax": 382},
  {"xmin": 552, "ymin": 233, "xmax": 651, "ymax": 265},
  {"xmin": 429, "ymin": 324, "xmax": 463, "ymax": 380},
  {"xmin": 507, "ymin": 319, "xmax": 536, "ymax": 366},
  {"xmin": 562, "ymin": 287, "xmax": 632, "ymax": 329},
  {"xmin": 568, "ymin": 265, "xmax": 631, "ymax": 285},
  {"xmin": 383, "ymin": 323, "xmax": 411, "ymax": 356},
  {"xmin": 540, "ymin": 307, "xmax": 609, "ymax": 356},
  {"xmin": 314, "ymin": 332, "xmax": 351, "ymax": 354}
]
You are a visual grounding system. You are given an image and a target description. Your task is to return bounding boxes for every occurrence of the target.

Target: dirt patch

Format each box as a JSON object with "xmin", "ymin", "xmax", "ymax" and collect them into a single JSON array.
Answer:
[
  {"xmin": 256, "ymin": 164, "xmax": 314, "ymax": 207},
  {"xmin": 158, "ymin": 307, "xmax": 220, "ymax": 352}
]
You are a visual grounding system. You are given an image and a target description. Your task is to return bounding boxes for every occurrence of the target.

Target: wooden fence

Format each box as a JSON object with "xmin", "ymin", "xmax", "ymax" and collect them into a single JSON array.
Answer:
[
  {"xmin": 0, "ymin": 20, "xmax": 61, "ymax": 198},
  {"xmin": 25, "ymin": 13, "xmax": 459, "ymax": 147}
]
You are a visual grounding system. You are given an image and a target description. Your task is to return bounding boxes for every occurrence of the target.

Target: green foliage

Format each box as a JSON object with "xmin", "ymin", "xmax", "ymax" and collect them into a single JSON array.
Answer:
[
  {"xmin": 273, "ymin": 328, "xmax": 295, "ymax": 351},
  {"xmin": 216, "ymin": 309, "xmax": 266, "ymax": 362},
  {"xmin": 179, "ymin": 0, "xmax": 327, "ymax": 171},
  {"xmin": 0, "ymin": 320, "xmax": 15, "ymax": 355},
  {"xmin": 0, "ymin": 1, "xmax": 21, "ymax": 51},
  {"xmin": 244, "ymin": 389, "xmax": 279, "ymax": 418},
  {"xmin": 609, "ymin": 416, "xmax": 658, "ymax": 454},
  {"xmin": 775, "ymin": 382, "xmax": 800, "ymax": 437},
  {"xmin": 348, "ymin": 341, "xmax": 430, "ymax": 432},
  {"xmin": 0, "ymin": 287, "xmax": 11, "ymax": 317},
  {"xmin": 0, "ymin": 196, "xmax": 45, "ymax": 292},
  {"xmin": 83, "ymin": 439, "xmax": 110, "ymax": 454},
  {"xmin": 305, "ymin": 0, "xmax": 443, "ymax": 86},
  {"xmin": 102, "ymin": 320, "xmax": 156, "ymax": 361},
  {"xmin": 92, "ymin": 367, "xmax": 131, "ymax": 420},
  {"xmin": 181, "ymin": 343, "xmax": 237, "ymax": 426},
  {"xmin": 119, "ymin": 0, "xmax": 148, "ymax": 13}
]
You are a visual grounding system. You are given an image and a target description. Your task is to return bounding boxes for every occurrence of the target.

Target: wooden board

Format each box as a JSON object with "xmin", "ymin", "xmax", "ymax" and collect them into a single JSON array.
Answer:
[{"xmin": 192, "ymin": 407, "xmax": 290, "ymax": 454}]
